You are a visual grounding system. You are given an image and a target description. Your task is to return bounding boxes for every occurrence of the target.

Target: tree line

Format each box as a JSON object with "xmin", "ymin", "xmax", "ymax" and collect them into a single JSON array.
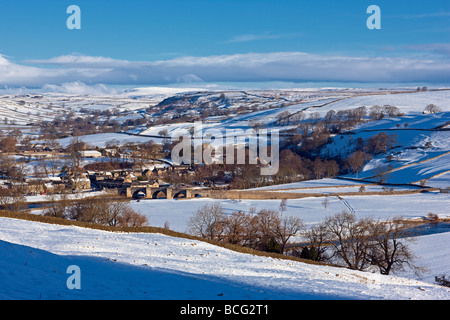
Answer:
[
  {"xmin": 187, "ymin": 201, "xmax": 303, "ymax": 254},
  {"xmin": 43, "ymin": 195, "xmax": 148, "ymax": 228},
  {"xmin": 187, "ymin": 202, "xmax": 422, "ymax": 276},
  {"xmin": 295, "ymin": 211, "xmax": 422, "ymax": 276}
]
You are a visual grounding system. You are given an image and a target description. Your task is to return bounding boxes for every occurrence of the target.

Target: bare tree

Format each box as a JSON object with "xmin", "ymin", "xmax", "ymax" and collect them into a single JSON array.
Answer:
[
  {"xmin": 369, "ymin": 105, "xmax": 384, "ymax": 120},
  {"xmin": 424, "ymin": 104, "xmax": 441, "ymax": 114},
  {"xmin": 43, "ymin": 193, "xmax": 69, "ymax": 218},
  {"xmin": 374, "ymin": 163, "xmax": 392, "ymax": 184},
  {"xmin": 346, "ymin": 151, "xmax": 370, "ymax": 178},
  {"xmin": 367, "ymin": 217, "xmax": 422, "ymax": 276},
  {"xmin": 302, "ymin": 223, "xmax": 331, "ymax": 262},
  {"xmin": 315, "ymin": 212, "xmax": 421, "ymax": 275},
  {"xmin": 321, "ymin": 197, "xmax": 330, "ymax": 211},
  {"xmin": 279, "ymin": 199, "xmax": 287, "ymax": 213},
  {"xmin": 276, "ymin": 111, "xmax": 292, "ymax": 126},
  {"xmin": 0, "ymin": 187, "xmax": 26, "ymax": 212},
  {"xmin": 324, "ymin": 160, "xmax": 339, "ymax": 178},
  {"xmin": 253, "ymin": 209, "xmax": 280, "ymax": 251},
  {"xmin": 298, "ymin": 121, "xmax": 312, "ymax": 138},
  {"xmin": 66, "ymin": 137, "xmax": 86, "ymax": 169},
  {"xmin": 249, "ymin": 120, "xmax": 265, "ymax": 134},
  {"xmin": 273, "ymin": 214, "xmax": 304, "ymax": 254},
  {"xmin": 0, "ymin": 136, "xmax": 17, "ymax": 153},
  {"xmin": 63, "ymin": 197, "xmax": 147, "ymax": 227},
  {"xmin": 0, "ymin": 154, "xmax": 15, "ymax": 178},
  {"xmin": 313, "ymin": 157, "xmax": 326, "ymax": 180},
  {"xmin": 116, "ymin": 206, "xmax": 148, "ymax": 227},
  {"xmin": 383, "ymin": 105, "xmax": 400, "ymax": 118},
  {"xmin": 187, "ymin": 202, "xmax": 226, "ymax": 241},
  {"xmin": 324, "ymin": 211, "xmax": 374, "ymax": 270},
  {"xmin": 222, "ymin": 210, "xmax": 253, "ymax": 245},
  {"xmin": 247, "ymin": 209, "xmax": 304, "ymax": 254},
  {"xmin": 365, "ymin": 132, "xmax": 397, "ymax": 155},
  {"xmin": 102, "ymin": 200, "xmax": 130, "ymax": 226}
]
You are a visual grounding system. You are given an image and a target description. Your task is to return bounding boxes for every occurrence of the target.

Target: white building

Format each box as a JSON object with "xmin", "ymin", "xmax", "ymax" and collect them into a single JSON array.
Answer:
[{"xmin": 80, "ymin": 150, "xmax": 102, "ymax": 158}]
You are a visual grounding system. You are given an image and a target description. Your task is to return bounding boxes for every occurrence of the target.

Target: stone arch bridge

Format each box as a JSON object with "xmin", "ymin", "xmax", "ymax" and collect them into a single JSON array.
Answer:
[
  {"xmin": 121, "ymin": 185, "xmax": 347, "ymax": 200},
  {"xmin": 123, "ymin": 185, "xmax": 212, "ymax": 200}
]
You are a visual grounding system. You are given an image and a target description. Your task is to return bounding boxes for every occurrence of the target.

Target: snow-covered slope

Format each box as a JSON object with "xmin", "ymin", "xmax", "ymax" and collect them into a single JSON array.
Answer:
[
  {"xmin": 304, "ymin": 90, "xmax": 450, "ymax": 117},
  {"xmin": 0, "ymin": 217, "xmax": 449, "ymax": 300}
]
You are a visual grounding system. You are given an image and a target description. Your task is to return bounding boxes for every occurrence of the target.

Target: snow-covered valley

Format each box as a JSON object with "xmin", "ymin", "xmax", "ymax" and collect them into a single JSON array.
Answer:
[{"xmin": 1, "ymin": 87, "xmax": 450, "ymax": 300}]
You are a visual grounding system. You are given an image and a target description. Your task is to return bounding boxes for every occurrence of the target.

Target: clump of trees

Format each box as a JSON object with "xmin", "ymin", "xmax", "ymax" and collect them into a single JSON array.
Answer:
[
  {"xmin": 424, "ymin": 104, "xmax": 441, "ymax": 114},
  {"xmin": 43, "ymin": 196, "xmax": 148, "ymax": 227},
  {"xmin": 341, "ymin": 132, "xmax": 398, "ymax": 177},
  {"xmin": 345, "ymin": 150, "xmax": 371, "ymax": 178},
  {"xmin": 0, "ymin": 135, "xmax": 17, "ymax": 153},
  {"xmin": 364, "ymin": 132, "xmax": 398, "ymax": 155},
  {"xmin": 40, "ymin": 109, "xmax": 146, "ymax": 139},
  {"xmin": 435, "ymin": 274, "xmax": 450, "ymax": 288},
  {"xmin": 296, "ymin": 211, "xmax": 422, "ymax": 276},
  {"xmin": 187, "ymin": 203, "xmax": 422, "ymax": 276},
  {"xmin": 187, "ymin": 202, "xmax": 304, "ymax": 254},
  {"xmin": 369, "ymin": 105, "xmax": 403, "ymax": 120},
  {"xmin": 188, "ymin": 128, "xmax": 399, "ymax": 190},
  {"xmin": 225, "ymin": 149, "xmax": 340, "ymax": 189},
  {"xmin": 0, "ymin": 187, "xmax": 26, "ymax": 212}
]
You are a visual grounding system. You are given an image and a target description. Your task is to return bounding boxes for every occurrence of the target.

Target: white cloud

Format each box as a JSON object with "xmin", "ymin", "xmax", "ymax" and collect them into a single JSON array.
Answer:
[
  {"xmin": 0, "ymin": 54, "xmax": 112, "ymax": 87},
  {"xmin": 1, "ymin": 51, "xmax": 449, "ymax": 88},
  {"xmin": 393, "ymin": 11, "xmax": 450, "ymax": 19},
  {"xmin": 26, "ymin": 54, "xmax": 128, "ymax": 67},
  {"xmin": 41, "ymin": 82, "xmax": 119, "ymax": 95},
  {"xmin": 225, "ymin": 32, "xmax": 302, "ymax": 43},
  {"xmin": 406, "ymin": 43, "xmax": 450, "ymax": 56}
]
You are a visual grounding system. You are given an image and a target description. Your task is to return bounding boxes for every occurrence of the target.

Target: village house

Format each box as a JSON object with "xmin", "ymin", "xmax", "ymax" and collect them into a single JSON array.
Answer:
[
  {"xmin": 80, "ymin": 150, "xmax": 102, "ymax": 158},
  {"xmin": 69, "ymin": 174, "xmax": 92, "ymax": 191}
]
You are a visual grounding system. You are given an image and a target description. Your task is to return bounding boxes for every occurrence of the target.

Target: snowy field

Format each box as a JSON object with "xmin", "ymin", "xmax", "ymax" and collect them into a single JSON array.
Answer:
[
  {"xmin": 129, "ymin": 192, "xmax": 450, "ymax": 231},
  {"xmin": 57, "ymin": 132, "xmax": 161, "ymax": 148},
  {"xmin": 303, "ymin": 90, "xmax": 450, "ymax": 117},
  {"xmin": 427, "ymin": 171, "xmax": 450, "ymax": 189},
  {"xmin": 248, "ymin": 178, "xmax": 423, "ymax": 192},
  {"xmin": 1, "ymin": 217, "xmax": 449, "ymax": 300}
]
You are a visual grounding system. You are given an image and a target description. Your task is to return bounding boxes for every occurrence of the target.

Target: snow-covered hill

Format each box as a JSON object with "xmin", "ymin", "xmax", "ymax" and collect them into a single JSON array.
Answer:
[{"xmin": 0, "ymin": 217, "xmax": 449, "ymax": 300}]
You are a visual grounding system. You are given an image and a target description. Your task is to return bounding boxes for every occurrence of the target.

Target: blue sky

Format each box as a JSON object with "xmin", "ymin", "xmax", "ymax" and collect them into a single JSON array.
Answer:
[{"xmin": 0, "ymin": 0, "xmax": 449, "ymax": 89}]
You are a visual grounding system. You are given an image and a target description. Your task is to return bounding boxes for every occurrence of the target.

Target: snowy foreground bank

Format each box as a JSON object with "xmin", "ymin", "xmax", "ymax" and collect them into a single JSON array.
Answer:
[{"xmin": 0, "ymin": 217, "xmax": 449, "ymax": 300}]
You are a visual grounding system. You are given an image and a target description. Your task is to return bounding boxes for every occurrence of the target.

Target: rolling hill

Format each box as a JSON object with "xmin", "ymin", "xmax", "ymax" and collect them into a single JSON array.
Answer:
[{"xmin": 1, "ymin": 216, "xmax": 449, "ymax": 300}]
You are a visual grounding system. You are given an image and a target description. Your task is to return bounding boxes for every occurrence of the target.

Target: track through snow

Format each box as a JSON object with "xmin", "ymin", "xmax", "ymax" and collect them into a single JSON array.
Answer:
[{"xmin": 0, "ymin": 217, "xmax": 449, "ymax": 300}]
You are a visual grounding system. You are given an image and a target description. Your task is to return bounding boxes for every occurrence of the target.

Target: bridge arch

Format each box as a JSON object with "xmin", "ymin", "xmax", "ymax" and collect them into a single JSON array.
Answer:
[
  {"xmin": 152, "ymin": 189, "xmax": 167, "ymax": 199},
  {"xmin": 131, "ymin": 188, "xmax": 147, "ymax": 199},
  {"xmin": 173, "ymin": 190, "xmax": 187, "ymax": 199}
]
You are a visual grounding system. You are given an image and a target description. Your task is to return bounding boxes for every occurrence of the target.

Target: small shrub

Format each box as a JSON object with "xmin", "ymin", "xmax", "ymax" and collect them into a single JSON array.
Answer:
[
  {"xmin": 426, "ymin": 212, "xmax": 440, "ymax": 223},
  {"xmin": 116, "ymin": 208, "xmax": 148, "ymax": 227},
  {"xmin": 435, "ymin": 274, "xmax": 450, "ymax": 288},
  {"xmin": 164, "ymin": 221, "xmax": 171, "ymax": 230}
]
